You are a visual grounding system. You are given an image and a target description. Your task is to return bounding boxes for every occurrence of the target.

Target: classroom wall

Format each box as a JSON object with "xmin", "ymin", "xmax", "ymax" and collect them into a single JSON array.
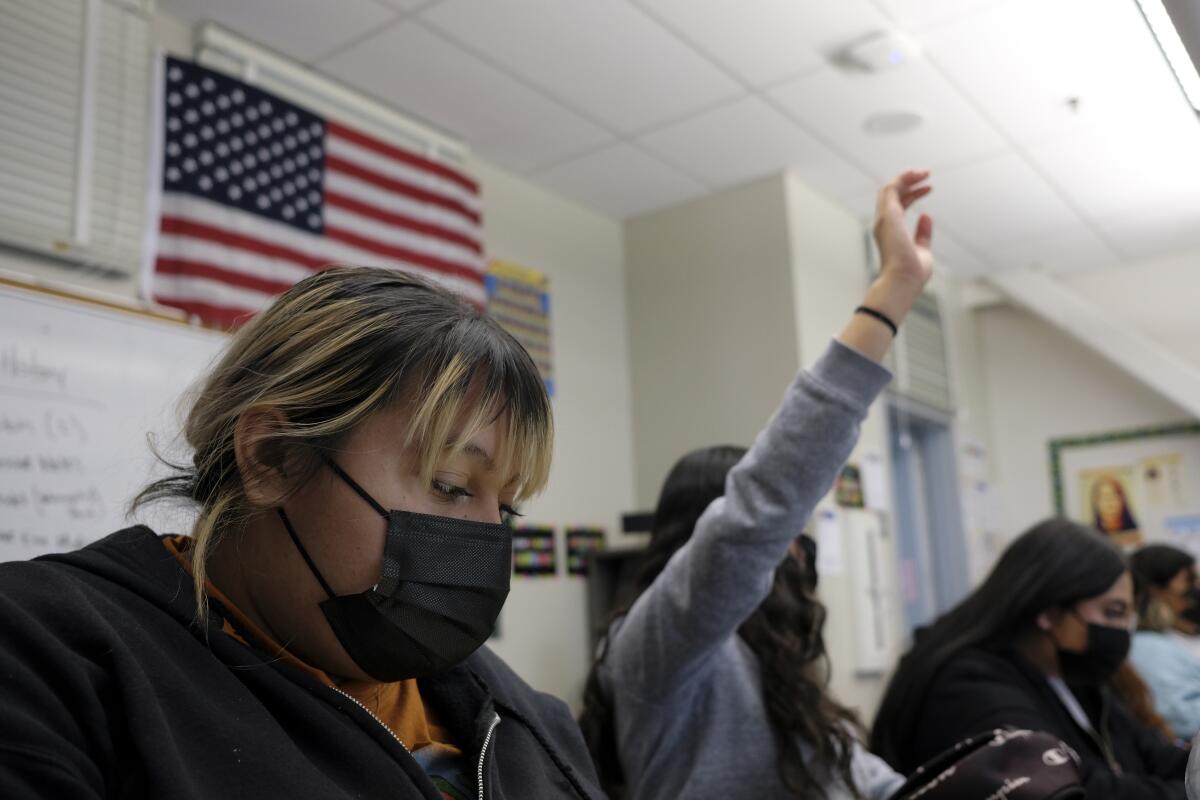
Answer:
[
  {"xmin": 624, "ymin": 174, "xmax": 799, "ymax": 510},
  {"xmin": 975, "ymin": 303, "xmax": 1193, "ymax": 544},
  {"xmin": 0, "ymin": 6, "xmax": 636, "ymax": 710},
  {"xmin": 936, "ymin": 276, "xmax": 1001, "ymax": 582}
]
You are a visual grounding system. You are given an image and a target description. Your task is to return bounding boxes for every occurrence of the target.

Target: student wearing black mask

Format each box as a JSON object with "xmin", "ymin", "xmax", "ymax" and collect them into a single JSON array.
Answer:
[
  {"xmin": 1129, "ymin": 545, "xmax": 1200, "ymax": 739},
  {"xmin": 872, "ymin": 519, "xmax": 1189, "ymax": 799},
  {"xmin": 0, "ymin": 268, "xmax": 603, "ymax": 799},
  {"xmin": 1131, "ymin": 544, "xmax": 1200, "ymax": 651}
]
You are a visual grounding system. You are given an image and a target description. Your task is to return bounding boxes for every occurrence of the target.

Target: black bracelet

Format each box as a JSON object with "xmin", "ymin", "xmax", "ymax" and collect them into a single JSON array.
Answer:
[{"xmin": 855, "ymin": 305, "xmax": 898, "ymax": 336}]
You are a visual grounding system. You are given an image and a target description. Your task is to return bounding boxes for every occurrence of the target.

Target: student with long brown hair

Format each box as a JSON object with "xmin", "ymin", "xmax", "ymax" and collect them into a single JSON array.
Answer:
[
  {"xmin": 871, "ymin": 521, "xmax": 1188, "ymax": 799},
  {"xmin": 0, "ymin": 267, "xmax": 602, "ymax": 799},
  {"xmin": 578, "ymin": 170, "xmax": 935, "ymax": 799}
]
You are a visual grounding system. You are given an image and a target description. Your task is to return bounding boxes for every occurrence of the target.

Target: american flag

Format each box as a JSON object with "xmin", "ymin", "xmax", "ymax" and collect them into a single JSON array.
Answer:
[{"xmin": 143, "ymin": 56, "xmax": 485, "ymax": 327}]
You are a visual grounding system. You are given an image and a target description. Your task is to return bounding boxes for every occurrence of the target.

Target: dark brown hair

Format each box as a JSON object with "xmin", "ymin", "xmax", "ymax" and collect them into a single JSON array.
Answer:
[{"xmin": 578, "ymin": 445, "xmax": 863, "ymax": 798}]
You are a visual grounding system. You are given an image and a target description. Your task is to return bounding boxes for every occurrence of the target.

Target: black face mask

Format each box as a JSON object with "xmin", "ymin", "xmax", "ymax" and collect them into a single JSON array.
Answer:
[
  {"xmin": 1181, "ymin": 587, "xmax": 1200, "ymax": 628},
  {"xmin": 1055, "ymin": 611, "xmax": 1131, "ymax": 686},
  {"xmin": 279, "ymin": 459, "xmax": 512, "ymax": 681}
]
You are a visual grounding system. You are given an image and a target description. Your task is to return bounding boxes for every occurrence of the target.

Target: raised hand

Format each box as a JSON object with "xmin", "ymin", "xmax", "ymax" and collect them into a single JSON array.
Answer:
[
  {"xmin": 874, "ymin": 169, "xmax": 934, "ymax": 290},
  {"xmin": 839, "ymin": 170, "xmax": 935, "ymax": 363}
]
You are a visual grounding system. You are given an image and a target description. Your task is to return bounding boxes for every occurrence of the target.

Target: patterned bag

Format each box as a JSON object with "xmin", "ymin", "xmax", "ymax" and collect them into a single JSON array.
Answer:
[{"xmin": 894, "ymin": 728, "xmax": 1085, "ymax": 800}]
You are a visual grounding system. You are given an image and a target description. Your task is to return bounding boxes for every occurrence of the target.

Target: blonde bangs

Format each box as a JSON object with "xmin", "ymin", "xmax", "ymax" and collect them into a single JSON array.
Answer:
[{"xmin": 406, "ymin": 354, "xmax": 553, "ymax": 505}]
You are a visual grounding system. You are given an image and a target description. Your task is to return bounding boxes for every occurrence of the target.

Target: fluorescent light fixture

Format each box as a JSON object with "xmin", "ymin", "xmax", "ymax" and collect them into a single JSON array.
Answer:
[{"xmin": 1135, "ymin": 0, "xmax": 1200, "ymax": 110}]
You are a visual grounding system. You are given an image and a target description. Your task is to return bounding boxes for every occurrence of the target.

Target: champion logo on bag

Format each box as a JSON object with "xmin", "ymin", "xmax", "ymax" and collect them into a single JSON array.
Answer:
[{"xmin": 1042, "ymin": 747, "xmax": 1073, "ymax": 768}]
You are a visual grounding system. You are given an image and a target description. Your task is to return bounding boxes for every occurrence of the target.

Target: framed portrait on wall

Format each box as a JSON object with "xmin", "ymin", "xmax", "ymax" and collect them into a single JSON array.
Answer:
[{"xmin": 1050, "ymin": 422, "xmax": 1200, "ymax": 551}]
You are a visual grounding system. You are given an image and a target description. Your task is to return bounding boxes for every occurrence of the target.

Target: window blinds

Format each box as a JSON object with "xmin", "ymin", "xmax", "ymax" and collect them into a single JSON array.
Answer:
[
  {"xmin": 888, "ymin": 291, "xmax": 955, "ymax": 413},
  {"xmin": 0, "ymin": 0, "xmax": 150, "ymax": 273}
]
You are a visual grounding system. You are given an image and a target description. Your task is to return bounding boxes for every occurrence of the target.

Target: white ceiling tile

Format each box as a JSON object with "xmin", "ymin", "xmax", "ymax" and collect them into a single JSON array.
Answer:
[
  {"xmin": 638, "ymin": 97, "xmax": 874, "ymax": 199},
  {"xmin": 420, "ymin": 0, "xmax": 742, "ymax": 133},
  {"xmin": 988, "ymin": 227, "xmax": 1122, "ymax": 275},
  {"xmin": 317, "ymin": 22, "xmax": 611, "ymax": 172},
  {"xmin": 872, "ymin": 0, "xmax": 1007, "ymax": 31},
  {"xmin": 1024, "ymin": 116, "xmax": 1200, "ymax": 222},
  {"xmin": 925, "ymin": 152, "xmax": 1084, "ymax": 246},
  {"xmin": 159, "ymin": 0, "xmax": 398, "ymax": 61},
  {"xmin": 532, "ymin": 144, "xmax": 708, "ymax": 218},
  {"xmin": 923, "ymin": 0, "xmax": 1189, "ymax": 146},
  {"xmin": 1096, "ymin": 201, "xmax": 1200, "ymax": 263},
  {"xmin": 636, "ymin": 0, "xmax": 888, "ymax": 86},
  {"xmin": 769, "ymin": 61, "xmax": 1006, "ymax": 178},
  {"xmin": 931, "ymin": 229, "xmax": 995, "ymax": 277}
]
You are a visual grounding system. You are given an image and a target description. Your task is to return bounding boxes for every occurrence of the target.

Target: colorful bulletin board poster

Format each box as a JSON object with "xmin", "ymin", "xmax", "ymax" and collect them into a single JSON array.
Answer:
[
  {"xmin": 485, "ymin": 261, "xmax": 553, "ymax": 397},
  {"xmin": 512, "ymin": 525, "xmax": 556, "ymax": 577},
  {"xmin": 566, "ymin": 527, "xmax": 605, "ymax": 577},
  {"xmin": 835, "ymin": 463, "xmax": 865, "ymax": 508},
  {"xmin": 1050, "ymin": 422, "xmax": 1200, "ymax": 549}
]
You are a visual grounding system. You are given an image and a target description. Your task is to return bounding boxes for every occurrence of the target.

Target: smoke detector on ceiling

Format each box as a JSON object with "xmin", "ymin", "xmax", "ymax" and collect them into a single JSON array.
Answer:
[{"xmin": 841, "ymin": 30, "xmax": 923, "ymax": 72}]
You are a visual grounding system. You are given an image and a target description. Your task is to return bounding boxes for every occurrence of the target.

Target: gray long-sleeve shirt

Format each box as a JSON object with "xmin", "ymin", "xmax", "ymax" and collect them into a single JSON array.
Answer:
[{"xmin": 598, "ymin": 340, "xmax": 905, "ymax": 800}]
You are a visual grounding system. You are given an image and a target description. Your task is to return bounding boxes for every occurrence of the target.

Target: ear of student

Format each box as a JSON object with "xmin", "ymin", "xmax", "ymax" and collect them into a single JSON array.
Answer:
[{"xmin": 233, "ymin": 408, "xmax": 299, "ymax": 508}]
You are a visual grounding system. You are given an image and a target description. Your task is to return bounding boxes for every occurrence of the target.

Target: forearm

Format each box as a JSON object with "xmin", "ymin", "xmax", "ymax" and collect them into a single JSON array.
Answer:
[{"xmin": 838, "ymin": 273, "xmax": 926, "ymax": 363}]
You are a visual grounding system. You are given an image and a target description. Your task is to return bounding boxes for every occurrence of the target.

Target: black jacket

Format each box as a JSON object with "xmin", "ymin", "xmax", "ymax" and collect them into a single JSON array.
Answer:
[
  {"xmin": 0, "ymin": 527, "xmax": 604, "ymax": 800},
  {"xmin": 902, "ymin": 647, "xmax": 1187, "ymax": 799}
]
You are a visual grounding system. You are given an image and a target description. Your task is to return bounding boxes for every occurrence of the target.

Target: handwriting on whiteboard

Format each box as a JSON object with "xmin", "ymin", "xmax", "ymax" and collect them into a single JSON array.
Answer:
[{"xmin": 0, "ymin": 399, "xmax": 107, "ymax": 559}]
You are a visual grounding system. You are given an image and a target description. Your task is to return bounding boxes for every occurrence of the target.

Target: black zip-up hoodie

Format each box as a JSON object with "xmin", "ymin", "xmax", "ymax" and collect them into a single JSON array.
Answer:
[
  {"xmin": 0, "ymin": 527, "xmax": 605, "ymax": 800},
  {"xmin": 888, "ymin": 646, "xmax": 1187, "ymax": 799}
]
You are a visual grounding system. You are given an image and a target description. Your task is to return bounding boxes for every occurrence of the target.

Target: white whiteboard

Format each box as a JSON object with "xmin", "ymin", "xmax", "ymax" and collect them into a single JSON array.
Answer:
[{"xmin": 0, "ymin": 280, "xmax": 228, "ymax": 562}]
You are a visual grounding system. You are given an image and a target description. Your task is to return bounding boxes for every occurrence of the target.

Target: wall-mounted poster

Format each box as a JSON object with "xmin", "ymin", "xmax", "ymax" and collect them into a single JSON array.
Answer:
[
  {"xmin": 485, "ymin": 260, "xmax": 553, "ymax": 397},
  {"xmin": 512, "ymin": 525, "xmax": 557, "ymax": 577},
  {"xmin": 566, "ymin": 527, "xmax": 605, "ymax": 577},
  {"xmin": 1079, "ymin": 466, "xmax": 1143, "ymax": 547},
  {"xmin": 1050, "ymin": 422, "xmax": 1200, "ymax": 550},
  {"xmin": 836, "ymin": 463, "xmax": 865, "ymax": 509}
]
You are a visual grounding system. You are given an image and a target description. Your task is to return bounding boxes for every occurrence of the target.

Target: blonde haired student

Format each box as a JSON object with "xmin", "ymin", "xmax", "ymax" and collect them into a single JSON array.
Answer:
[{"xmin": 0, "ymin": 267, "xmax": 602, "ymax": 799}]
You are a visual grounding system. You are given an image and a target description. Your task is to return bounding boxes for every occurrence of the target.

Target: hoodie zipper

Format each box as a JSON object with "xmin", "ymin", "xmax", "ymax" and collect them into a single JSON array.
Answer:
[
  {"xmin": 330, "ymin": 685, "xmax": 412, "ymax": 756},
  {"xmin": 336, "ymin": 685, "xmax": 503, "ymax": 799},
  {"xmin": 476, "ymin": 712, "xmax": 500, "ymax": 800}
]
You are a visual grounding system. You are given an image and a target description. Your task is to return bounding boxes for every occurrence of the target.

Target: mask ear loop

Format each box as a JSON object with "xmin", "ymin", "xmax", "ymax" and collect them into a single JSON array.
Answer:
[
  {"xmin": 278, "ymin": 507, "xmax": 337, "ymax": 600},
  {"xmin": 322, "ymin": 456, "xmax": 389, "ymax": 518}
]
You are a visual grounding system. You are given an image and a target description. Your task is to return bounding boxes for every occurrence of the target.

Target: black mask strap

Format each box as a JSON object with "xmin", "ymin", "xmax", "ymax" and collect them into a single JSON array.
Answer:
[
  {"xmin": 278, "ymin": 507, "xmax": 337, "ymax": 600},
  {"xmin": 322, "ymin": 456, "xmax": 388, "ymax": 518}
]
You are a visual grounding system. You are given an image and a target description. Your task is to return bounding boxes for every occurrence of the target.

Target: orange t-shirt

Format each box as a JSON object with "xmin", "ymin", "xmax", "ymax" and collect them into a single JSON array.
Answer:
[{"xmin": 162, "ymin": 536, "xmax": 458, "ymax": 754}]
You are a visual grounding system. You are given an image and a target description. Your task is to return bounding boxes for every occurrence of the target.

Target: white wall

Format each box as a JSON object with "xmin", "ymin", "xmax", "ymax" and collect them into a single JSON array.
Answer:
[
  {"xmin": 625, "ymin": 174, "xmax": 799, "ymax": 508},
  {"xmin": 0, "ymin": 7, "xmax": 635, "ymax": 710},
  {"xmin": 975, "ymin": 303, "xmax": 1192, "ymax": 543},
  {"xmin": 937, "ymin": 276, "xmax": 1001, "ymax": 583}
]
